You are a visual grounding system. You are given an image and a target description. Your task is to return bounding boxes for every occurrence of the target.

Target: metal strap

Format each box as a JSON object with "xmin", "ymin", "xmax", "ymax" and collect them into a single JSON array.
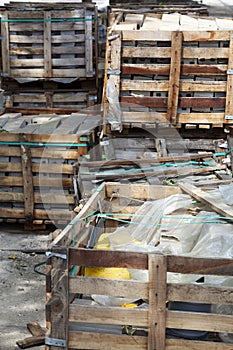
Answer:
[
  {"xmin": 45, "ymin": 337, "xmax": 67, "ymax": 347},
  {"xmin": 46, "ymin": 251, "xmax": 67, "ymax": 260},
  {"xmin": 107, "ymin": 69, "xmax": 121, "ymax": 75},
  {"xmin": 225, "ymin": 115, "xmax": 233, "ymax": 120}
]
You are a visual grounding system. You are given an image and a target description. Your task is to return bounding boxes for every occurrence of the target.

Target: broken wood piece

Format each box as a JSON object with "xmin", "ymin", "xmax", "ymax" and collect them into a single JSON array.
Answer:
[
  {"xmin": 179, "ymin": 182, "xmax": 233, "ymax": 219},
  {"xmin": 16, "ymin": 336, "xmax": 45, "ymax": 349},
  {"xmin": 27, "ymin": 322, "xmax": 46, "ymax": 337}
]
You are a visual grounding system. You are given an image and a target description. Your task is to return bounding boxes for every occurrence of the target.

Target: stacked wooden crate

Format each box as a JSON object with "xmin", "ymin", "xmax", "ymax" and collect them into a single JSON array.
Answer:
[
  {"xmin": 46, "ymin": 182, "xmax": 233, "ymax": 350},
  {"xmin": 0, "ymin": 112, "xmax": 101, "ymax": 229},
  {"xmin": 103, "ymin": 13, "xmax": 233, "ymax": 132},
  {"xmin": 0, "ymin": 1, "xmax": 99, "ymax": 112}
]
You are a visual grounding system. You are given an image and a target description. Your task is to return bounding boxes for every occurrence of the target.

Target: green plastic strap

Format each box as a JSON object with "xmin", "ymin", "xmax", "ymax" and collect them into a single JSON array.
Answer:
[
  {"xmin": 214, "ymin": 148, "xmax": 232, "ymax": 157},
  {"xmin": 2, "ymin": 17, "xmax": 98, "ymax": 23},
  {"xmin": 80, "ymin": 161, "xmax": 218, "ymax": 176},
  {"xmin": 0, "ymin": 141, "xmax": 91, "ymax": 147},
  {"xmin": 34, "ymin": 260, "xmax": 46, "ymax": 276}
]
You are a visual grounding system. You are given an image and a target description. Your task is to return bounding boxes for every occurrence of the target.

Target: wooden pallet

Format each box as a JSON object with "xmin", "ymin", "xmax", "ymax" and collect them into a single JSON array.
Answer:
[
  {"xmin": 0, "ymin": 112, "xmax": 100, "ymax": 228},
  {"xmin": 46, "ymin": 182, "xmax": 233, "ymax": 350},
  {"xmin": 103, "ymin": 13, "xmax": 233, "ymax": 131},
  {"xmin": 0, "ymin": 3, "xmax": 98, "ymax": 80}
]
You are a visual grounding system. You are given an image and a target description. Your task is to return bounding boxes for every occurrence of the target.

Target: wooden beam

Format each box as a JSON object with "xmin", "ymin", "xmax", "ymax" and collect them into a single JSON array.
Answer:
[
  {"xmin": 225, "ymin": 31, "xmax": 233, "ymax": 123},
  {"xmin": 179, "ymin": 182, "xmax": 233, "ymax": 218},
  {"xmin": 167, "ymin": 31, "xmax": 182, "ymax": 125},
  {"xmin": 46, "ymin": 247, "xmax": 69, "ymax": 350},
  {"xmin": 20, "ymin": 135, "xmax": 34, "ymax": 222}
]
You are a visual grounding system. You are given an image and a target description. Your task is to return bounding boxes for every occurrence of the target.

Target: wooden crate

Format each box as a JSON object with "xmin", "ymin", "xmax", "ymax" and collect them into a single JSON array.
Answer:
[
  {"xmin": 103, "ymin": 13, "xmax": 233, "ymax": 131},
  {"xmin": 46, "ymin": 182, "xmax": 233, "ymax": 349},
  {"xmin": 0, "ymin": 113, "xmax": 100, "ymax": 228},
  {"xmin": 0, "ymin": 2, "xmax": 98, "ymax": 80}
]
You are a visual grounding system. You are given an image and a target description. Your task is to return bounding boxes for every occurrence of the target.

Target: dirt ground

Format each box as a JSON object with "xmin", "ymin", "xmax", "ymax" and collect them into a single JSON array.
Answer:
[{"xmin": 0, "ymin": 226, "xmax": 49, "ymax": 350}]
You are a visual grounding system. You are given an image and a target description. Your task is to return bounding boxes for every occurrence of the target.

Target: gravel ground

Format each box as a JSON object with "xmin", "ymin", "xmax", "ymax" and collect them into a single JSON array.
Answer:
[{"xmin": 0, "ymin": 228, "xmax": 49, "ymax": 350}]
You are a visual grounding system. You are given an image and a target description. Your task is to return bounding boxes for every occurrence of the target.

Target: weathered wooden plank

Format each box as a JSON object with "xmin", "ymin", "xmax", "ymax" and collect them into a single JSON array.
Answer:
[
  {"xmin": 122, "ymin": 30, "xmax": 231, "ymax": 42},
  {"xmin": 167, "ymin": 310, "xmax": 233, "ymax": 333},
  {"xmin": 148, "ymin": 255, "xmax": 166, "ymax": 350},
  {"xmin": 225, "ymin": 31, "xmax": 233, "ymax": 123},
  {"xmin": 105, "ymin": 183, "xmax": 182, "ymax": 200},
  {"xmin": 69, "ymin": 303, "xmax": 148, "ymax": 326},
  {"xmin": 52, "ymin": 182, "xmax": 106, "ymax": 247},
  {"xmin": 46, "ymin": 247, "xmax": 68, "ymax": 350},
  {"xmin": 122, "ymin": 63, "xmax": 227, "ymax": 76},
  {"xmin": 121, "ymin": 80, "xmax": 226, "ymax": 92},
  {"xmin": 44, "ymin": 11, "xmax": 52, "ymax": 77},
  {"xmin": 1, "ymin": 12, "xmax": 10, "ymax": 76},
  {"xmin": 70, "ymin": 276, "xmax": 148, "ymax": 299},
  {"xmin": 68, "ymin": 331, "xmax": 147, "ymax": 350},
  {"xmin": 0, "ymin": 176, "xmax": 72, "ymax": 188},
  {"xmin": 179, "ymin": 182, "xmax": 233, "ymax": 218},
  {"xmin": 166, "ymin": 338, "xmax": 233, "ymax": 349},
  {"xmin": 167, "ymin": 255, "xmax": 233, "ymax": 275},
  {"xmin": 167, "ymin": 31, "xmax": 182, "ymax": 125},
  {"xmin": 8, "ymin": 68, "xmax": 86, "ymax": 78},
  {"xmin": 0, "ymin": 162, "xmax": 74, "ymax": 174},
  {"xmin": 20, "ymin": 136, "xmax": 34, "ymax": 222},
  {"xmin": 85, "ymin": 8, "xmax": 93, "ymax": 76},
  {"xmin": 122, "ymin": 46, "xmax": 171, "ymax": 58},
  {"xmin": 69, "ymin": 248, "xmax": 148, "ymax": 270},
  {"xmin": 0, "ymin": 208, "xmax": 72, "ymax": 220},
  {"xmin": 0, "ymin": 192, "xmax": 74, "ymax": 204},
  {"xmin": 168, "ymin": 283, "xmax": 233, "ymax": 305}
]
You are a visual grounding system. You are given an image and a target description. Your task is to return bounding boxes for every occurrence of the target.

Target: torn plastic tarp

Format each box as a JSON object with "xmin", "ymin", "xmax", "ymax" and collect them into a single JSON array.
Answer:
[{"xmin": 106, "ymin": 75, "xmax": 122, "ymax": 132}]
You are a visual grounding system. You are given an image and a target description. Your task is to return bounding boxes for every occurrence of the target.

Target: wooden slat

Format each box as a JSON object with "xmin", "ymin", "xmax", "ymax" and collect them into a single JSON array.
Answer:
[
  {"xmin": 225, "ymin": 30, "xmax": 233, "ymax": 122},
  {"xmin": 167, "ymin": 310, "xmax": 233, "ymax": 333},
  {"xmin": 9, "ymin": 68, "xmax": 86, "ymax": 78},
  {"xmin": 0, "ymin": 192, "xmax": 74, "ymax": 204},
  {"xmin": 148, "ymin": 255, "xmax": 166, "ymax": 350},
  {"xmin": 167, "ymin": 31, "xmax": 182, "ymax": 125},
  {"xmin": 0, "ymin": 176, "xmax": 72, "ymax": 188},
  {"xmin": 69, "ymin": 276, "xmax": 148, "ymax": 299},
  {"xmin": 69, "ymin": 303, "xmax": 148, "ymax": 327},
  {"xmin": 52, "ymin": 182, "xmax": 106, "ymax": 247},
  {"xmin": 179, "ymin": 182, "xmax": 233, "ymax": 218},
  {"xmin": 0, "ymin": 208, "xmax": 72, "ymax": 220},
  {"xmin": 69, "ymin": 248, "xmax": 148, "ymax": 270},
  {"xmin": 0, "ymin": 162, "xmax": 73, "ymax": 174},
  {"xmin": 85, "ymin": 8, "xmax": 93, "ymax": 76},
  {"xmin": 47, "ymin": 247, "xmax": 68, "ymax": 350},
  {"xmin": 20, "ymin": 136, "xmax": 34, "ymax": 222},
  {"xmin": 121, "ymin": 80, "xmax": 226, "ymax": 92},
  {"xmin": 0, "ymin": 133, "xmax": 85, "ymax": 143},
  {"xmin": 122, "ymin": 30, "xmax": 231, "ymax": 42},
  {"xmin": 122, "ymin": 46, "xmax": 171, "ymax": 59},
  {"xmin": 110, "ymin": 33, "xmax": 122, "ymax": 95},
  {"xmin": 167, "ymin": 255, "xmax": 233, "ymax": 275},
  {"xmin": 122, "ymin": 63, "xmax": 227, "ymax": 76},
  {"xmin": 168, "ymin": 283, "xmax": 233, "ymax": 305},
  {"xmin": 68, "ymin": 331, "xmax": 147, "ymax": 350},
  {"xmin": 166, "ymin": 338, "xmax": 233, "ymax": 349},
  {"xmin": 105, "ymin": 183, "xmax": 182, "ymax": 200},
  {"xmin": 44, "ymin": 11, "xmax": 52, "ymax": 77},
  {"xmin": 1, "ymin": 12, "xmax": 10, "ymax": 76}
]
